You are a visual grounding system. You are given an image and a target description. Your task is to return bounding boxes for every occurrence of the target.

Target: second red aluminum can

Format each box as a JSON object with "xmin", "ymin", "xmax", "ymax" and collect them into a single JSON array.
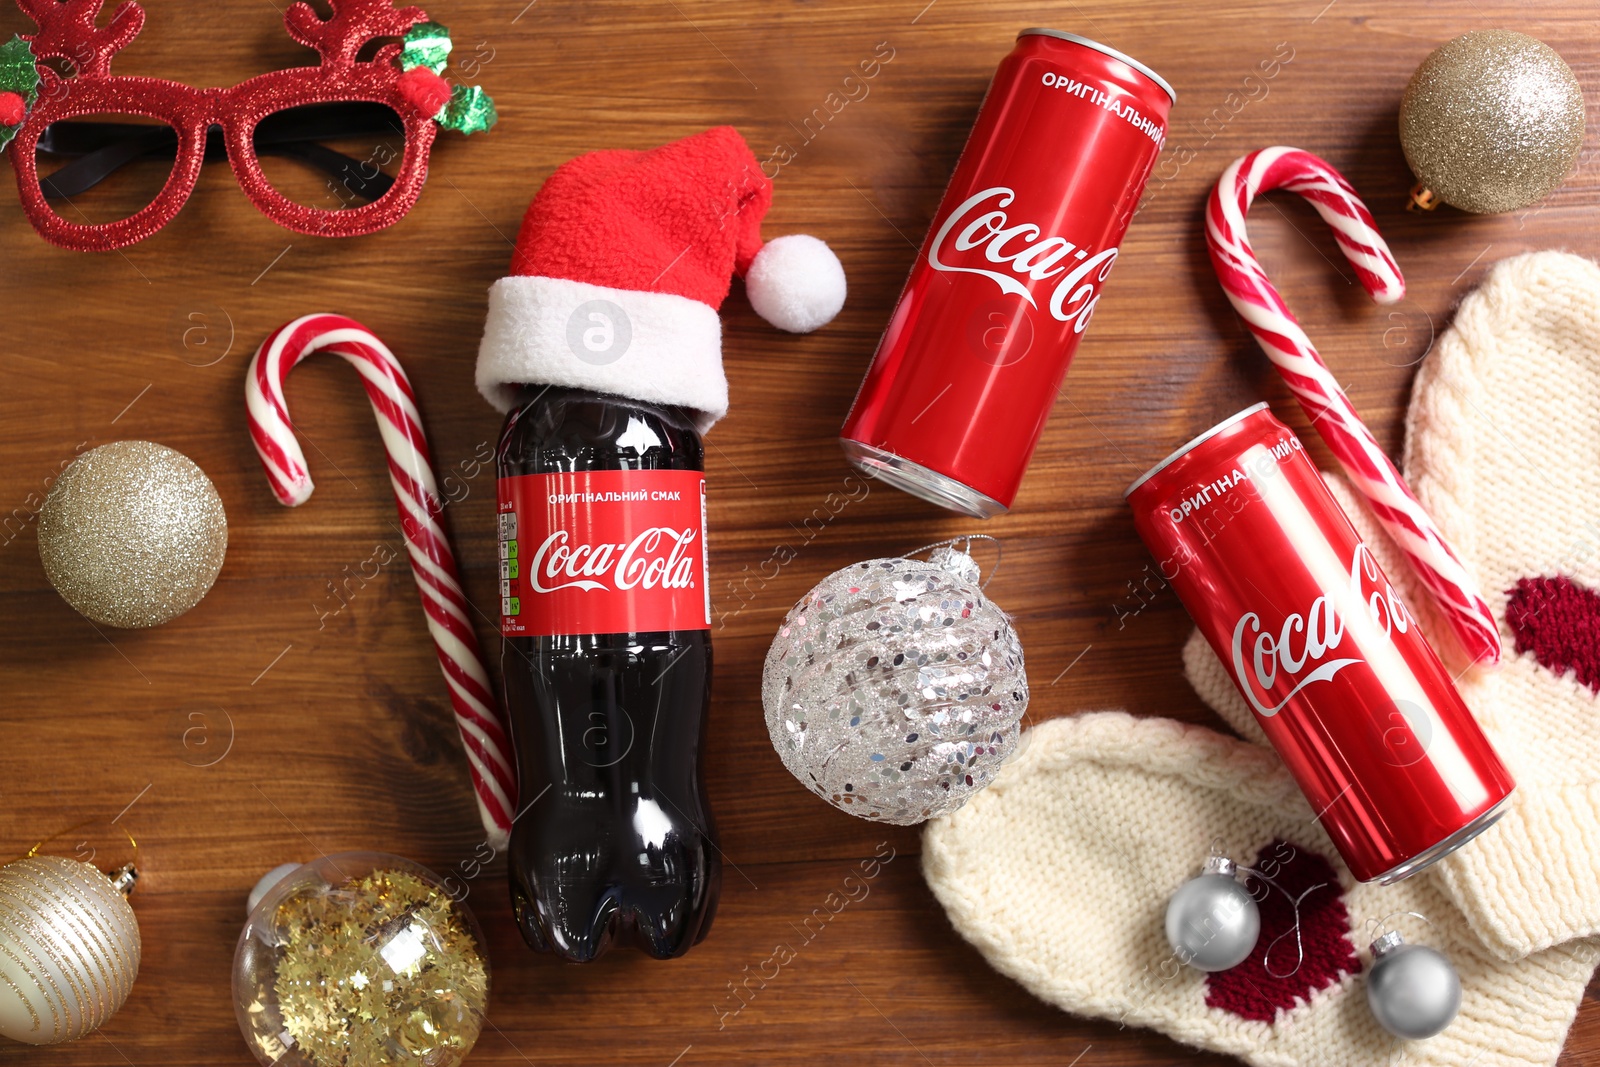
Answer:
[
  {"xmin": 841, "ymin": 29, "xmax": 1174, "ymax": 517},
  {"xmin": 1126, "ymin": 404, "xmax": 1514, "ymax": 883}
]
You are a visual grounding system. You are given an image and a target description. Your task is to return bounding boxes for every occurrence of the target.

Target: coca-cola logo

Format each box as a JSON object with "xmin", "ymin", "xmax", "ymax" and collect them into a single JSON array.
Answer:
[
  {"xmin": 929, "ymin": 186, "xmax": 1118, "ymax": 333},
  {"xmin": 529, "ymin": 528, "xmax": 698, "ymax": 594},
  {"xmin": 1230, "ymin": 543, "xmax": 1415, "ymax": 717}
]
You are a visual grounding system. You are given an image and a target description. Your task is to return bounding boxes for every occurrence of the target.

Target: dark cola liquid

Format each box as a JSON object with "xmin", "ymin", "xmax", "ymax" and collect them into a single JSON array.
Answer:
[{"xmin": 497, "ymin": 386, "xmax": 719, "ymax": 961}]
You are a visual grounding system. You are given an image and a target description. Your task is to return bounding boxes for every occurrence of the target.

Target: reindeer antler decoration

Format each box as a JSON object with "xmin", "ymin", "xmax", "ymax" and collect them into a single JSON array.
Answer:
[
  {"xmin": 16, "ymin": 0, "xmax": 144, "ymax": 77},
  {"xmin": 285, "ymin": 0, "xmax": 429, "ymax": 67}
]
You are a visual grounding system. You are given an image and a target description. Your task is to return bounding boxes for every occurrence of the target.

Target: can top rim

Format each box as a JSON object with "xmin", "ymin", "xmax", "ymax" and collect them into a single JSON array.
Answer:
[
  {"xmin": 1017, "ymin": 28, "xmax": 1177, "ymax": 104},
  {"xmin": 1124, "ymin": 402, "xmax": 1271, "ymax": 499}
]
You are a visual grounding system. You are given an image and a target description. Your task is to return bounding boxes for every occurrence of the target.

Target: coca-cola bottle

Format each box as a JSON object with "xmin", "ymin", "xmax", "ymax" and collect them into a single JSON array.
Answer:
[{"xmin": 495, "ymin": 385, "xmax": 719, "ymax": 962}]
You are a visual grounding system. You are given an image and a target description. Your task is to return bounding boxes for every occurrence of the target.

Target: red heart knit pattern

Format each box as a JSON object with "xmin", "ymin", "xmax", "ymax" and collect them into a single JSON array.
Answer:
[
  {"xmin": 1506, "ymin": 576, "xmax": 1600, "ymax": 693},
  {"xmin": 1204, "ymin": 841, "xmax": 1359, "ymax": 1022}
]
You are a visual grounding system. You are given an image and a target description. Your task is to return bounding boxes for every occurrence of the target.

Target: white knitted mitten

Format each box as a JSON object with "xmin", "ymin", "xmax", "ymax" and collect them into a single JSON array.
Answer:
[
  {"xmin": 922, "ymin": 710, "xmax": 1596, "ymax": 1066},
  {"xmin": 924, "ymin": 252, "xmax": 1600, "ymax": 1064},
  {"xmin": 1386, "ymin": 250, "xmax": 1600, "ymax": 962}
]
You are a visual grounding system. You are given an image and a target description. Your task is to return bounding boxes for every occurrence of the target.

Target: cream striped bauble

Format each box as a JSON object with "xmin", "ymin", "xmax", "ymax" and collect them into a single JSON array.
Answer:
[{"xmin": 0, "ymin": 857, "xmax": 140, "ymax": 1044}]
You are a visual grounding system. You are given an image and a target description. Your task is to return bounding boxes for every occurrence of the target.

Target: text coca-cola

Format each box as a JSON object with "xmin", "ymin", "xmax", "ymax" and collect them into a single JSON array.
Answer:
[{"xmin": 526, "ymin": 528, "xmax": 699, "ymax": 595}]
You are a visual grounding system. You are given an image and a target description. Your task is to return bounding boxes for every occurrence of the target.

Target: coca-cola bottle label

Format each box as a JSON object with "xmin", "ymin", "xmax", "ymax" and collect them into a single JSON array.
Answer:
[{"xmin": 496, "ymin": 470, "xmax": 710, "ymax": 636}]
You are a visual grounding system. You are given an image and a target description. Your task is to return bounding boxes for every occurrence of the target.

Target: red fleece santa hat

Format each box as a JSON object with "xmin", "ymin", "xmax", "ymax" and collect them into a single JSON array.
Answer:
[{"xmin": 476, "ymin": 126, "xmax": 846, "ymax": 432}]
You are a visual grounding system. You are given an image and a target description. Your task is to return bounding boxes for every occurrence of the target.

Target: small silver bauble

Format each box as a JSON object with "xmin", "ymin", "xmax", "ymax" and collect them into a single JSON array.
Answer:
[
  {"xmin": 761, "ymin": 546, "xmax": 1028, "ymax": 824},
  {"xmin": 1366, "ymin": 931, "xmax": 1460, "ymax": 1040},
  {"xmin": 1165, "ymin": 856, "xmax": 1261, "ymax": 972}
]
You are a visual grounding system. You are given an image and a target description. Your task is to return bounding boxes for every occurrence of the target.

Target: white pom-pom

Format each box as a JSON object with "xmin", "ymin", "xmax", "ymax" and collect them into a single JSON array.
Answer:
[{"xmin": 745, "ymin": 234, "xmax": 846, "ymax": 333}]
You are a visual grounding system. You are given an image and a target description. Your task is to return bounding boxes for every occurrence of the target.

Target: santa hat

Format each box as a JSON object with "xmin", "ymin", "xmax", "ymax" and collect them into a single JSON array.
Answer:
[{"xmin": 476, "ymin": 126, "xmax": 846, "ymax": 432}]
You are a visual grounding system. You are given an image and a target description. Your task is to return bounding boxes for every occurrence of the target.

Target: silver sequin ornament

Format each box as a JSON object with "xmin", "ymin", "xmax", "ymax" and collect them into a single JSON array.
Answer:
[
  {"xmin": 1165, "ymin": 856, "xmax": 1261, "ymax": 972},
  {"xmin": 1366, "ymin": 931, "xmax": 1460, "ymax": 1039},
  {"xmin": 762, "ymin": 546, "xmax": 1028, "ymax": 824},
  {"xmin": 38, "ymin": 441, "xmax": 228, "ymax": 628},
  {"xmin": 1400, "ymin": 30, "xmax": 1585, "ymax": 214}
]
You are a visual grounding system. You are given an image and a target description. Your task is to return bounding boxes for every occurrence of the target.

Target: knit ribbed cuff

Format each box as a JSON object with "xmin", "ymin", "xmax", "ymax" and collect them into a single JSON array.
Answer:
[{"xmin": 1439, "ymin": 784, "xmax": 1600, "ymax": 962}]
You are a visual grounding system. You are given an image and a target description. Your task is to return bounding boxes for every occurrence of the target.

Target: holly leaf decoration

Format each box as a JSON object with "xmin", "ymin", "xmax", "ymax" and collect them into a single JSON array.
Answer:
[
  {"xmin": 391, "ymin": 23, "xmax": 497, "ymax": 135},
  {"xmin": 0, "ymin": 35, "xmax": 41, "ymax": 152}
]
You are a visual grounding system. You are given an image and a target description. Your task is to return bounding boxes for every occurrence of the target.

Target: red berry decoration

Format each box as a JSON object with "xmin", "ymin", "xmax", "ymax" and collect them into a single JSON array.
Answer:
[
  {"xmin": 0, "ymin": 90, "xmax": 25, "ymax": 126},
  {"xmin": 397, "ymin": 66, "xmax": 452, "ymax": 119}
]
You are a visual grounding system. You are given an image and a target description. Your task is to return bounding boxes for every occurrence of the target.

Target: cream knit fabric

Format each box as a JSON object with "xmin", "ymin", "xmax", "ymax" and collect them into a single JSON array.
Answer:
[
  {"xmin": 923, "ymin": 251, "xmax": 1600, "ymax": 1065},
  {"xmin": 922, "ymin": 712, "xmax": 1596, "ymax": 1066},
  {"xmin": 1406, "ymin": 251, "xmax": 1600, "ymax": 962}
]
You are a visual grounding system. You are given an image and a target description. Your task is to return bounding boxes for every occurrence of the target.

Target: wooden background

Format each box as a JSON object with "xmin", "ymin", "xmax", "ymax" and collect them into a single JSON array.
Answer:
[{"xmin": 1, "ymin": 0, "xmax": 1597, "ymax": 1063}]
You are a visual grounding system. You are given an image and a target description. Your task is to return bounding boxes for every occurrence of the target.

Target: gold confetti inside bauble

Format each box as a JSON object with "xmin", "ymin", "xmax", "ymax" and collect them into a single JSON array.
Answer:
[
  {"xmin": 38, "ymin": 441, "xmax": 227, "ymax": 628},
  {"xmin": 1400, "ymin": 30, "xmax": 1585, "ymax": 214},
  {"xmin": 0, "ymin": 857, "xmax": 141, "ymax": 1045},
  {"xmin": 233, "ymin": 853, "xmax": 489, "ymax": 1067}
]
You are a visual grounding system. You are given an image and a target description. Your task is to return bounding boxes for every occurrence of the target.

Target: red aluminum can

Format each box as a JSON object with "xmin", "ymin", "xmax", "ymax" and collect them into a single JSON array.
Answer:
[
  {"xmin": 841, "ymin": 29, "xmax": 1174, "ymax": 517},
  {"xmin": 1126, "ymin": 404, "xmax": 1514, "ymax": 883}
]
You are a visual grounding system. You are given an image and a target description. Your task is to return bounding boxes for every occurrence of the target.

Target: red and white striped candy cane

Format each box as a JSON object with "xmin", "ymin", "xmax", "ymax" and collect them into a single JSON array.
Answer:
[
  {"xmin": 246, "ymin": 313, "xmax": 517, "ymax": 846},
  {"xmin": 1206, "ymin": 146, "xmax": 1502, "ymax": 665}
]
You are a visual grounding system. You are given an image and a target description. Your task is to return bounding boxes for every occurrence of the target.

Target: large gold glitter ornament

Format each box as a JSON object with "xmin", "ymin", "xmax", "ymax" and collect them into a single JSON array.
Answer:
[
  {"xmin": 1400, "ymin": 30, "xmax": 1585, "ymax": 214},
  {"xmin": 233, "ymin": 853, "xmax": 489, "ymax": 1067},
  {"xmin": 38, "ymin": 440, "xmax": 227, "ymax": 628},
  {"xmin": 0, "ymin": 857, "xmax": 141, "ymax": 1045},
  {"xmin": 762, "ymin": 546, "xmax": 1029, "ymax": 824}
]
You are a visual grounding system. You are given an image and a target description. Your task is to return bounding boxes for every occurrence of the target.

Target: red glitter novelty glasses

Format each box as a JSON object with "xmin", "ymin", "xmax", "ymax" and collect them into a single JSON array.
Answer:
[{"xmin": 0, "ymin": 0, "xmax": 496, "ymax": 252}]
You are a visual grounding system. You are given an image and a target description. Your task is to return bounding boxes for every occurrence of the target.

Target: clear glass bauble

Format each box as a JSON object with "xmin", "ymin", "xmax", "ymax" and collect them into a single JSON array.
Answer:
[{"xmin": 232, "ymin": 852, "xmax": 489, "ymax": 1067}]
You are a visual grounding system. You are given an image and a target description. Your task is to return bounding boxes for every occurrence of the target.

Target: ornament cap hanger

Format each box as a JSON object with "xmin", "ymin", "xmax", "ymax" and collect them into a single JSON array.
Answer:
[
  {"xmin": 108, "ymin": 864, "xmax": 137, "ymax": 896},
  {"xmin": 1371, "ymin": 929, "xmax": 1406, "ymax": 957},
  {"xmin": 909, "ymin": 533, "xmax": 1004, "ymax": 589},
  {"xmin": 1406, "ymin": 184, "xmax": 1442, "ymax": 212}
]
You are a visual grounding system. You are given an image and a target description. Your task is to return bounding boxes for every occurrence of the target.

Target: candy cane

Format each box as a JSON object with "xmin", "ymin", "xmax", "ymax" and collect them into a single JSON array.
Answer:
[
  {"xmin": 1206, "ymin": 147, "xmax": 1502, "ymax": 666},
  {"xmin": 246, "ymin": 313, "xmax": 517, "ymax": 847}
]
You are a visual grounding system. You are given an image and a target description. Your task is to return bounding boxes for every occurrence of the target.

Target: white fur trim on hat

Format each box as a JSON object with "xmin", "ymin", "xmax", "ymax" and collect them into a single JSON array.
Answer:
[{"xmin": 477, "ymin": 275, "xmax": 727, "ymax": 433}]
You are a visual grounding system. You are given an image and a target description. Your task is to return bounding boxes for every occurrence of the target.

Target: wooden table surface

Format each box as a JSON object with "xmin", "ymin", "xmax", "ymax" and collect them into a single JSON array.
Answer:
[{"xmin": 2, "ymin": 0, "xmax": 1597, "ymax": 1063}]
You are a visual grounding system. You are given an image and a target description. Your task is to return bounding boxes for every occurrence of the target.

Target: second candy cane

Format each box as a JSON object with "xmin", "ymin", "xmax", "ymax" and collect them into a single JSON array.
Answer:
[
  {"xmin": 246, "ymin": 313, "xmax": 517, "ymax": 847},
  {"xmin": 1206, "ymin": 146, "xmax": 1502, "ymax": 666}
]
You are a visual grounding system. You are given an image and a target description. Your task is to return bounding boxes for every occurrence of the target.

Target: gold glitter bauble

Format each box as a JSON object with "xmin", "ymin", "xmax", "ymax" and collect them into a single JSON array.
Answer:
[
  {"xmin": 38, "ymin": 440, "xmax": 227, "ymax": 628},
  {"xmin": 233, "ymin": 853, "xmax": 490, "ymax": 1067},
  {"xmin": 0, "ymin": 857, "xmax": 141, "ymax": 1045},
  {"xmin": 1400, "ymin": 30, "xmax": 1585, "ymax": 214}
]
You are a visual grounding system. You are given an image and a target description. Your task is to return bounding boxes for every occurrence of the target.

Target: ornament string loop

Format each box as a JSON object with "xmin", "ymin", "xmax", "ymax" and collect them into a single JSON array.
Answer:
[
  {"xmin": 1364, "ymin": 909, "xmax": 1436, "ymax": 944},
  {"xmin": 1234, "ymin": 861, "xmax": 1331, "ymax": 980},
  {"xmin": 907, "ymin": 533, "xmax": 1004, "ymax": 590},
  {"xmin": 15, "ymin": 818, "xmax": 139, "ymax": 881}
]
